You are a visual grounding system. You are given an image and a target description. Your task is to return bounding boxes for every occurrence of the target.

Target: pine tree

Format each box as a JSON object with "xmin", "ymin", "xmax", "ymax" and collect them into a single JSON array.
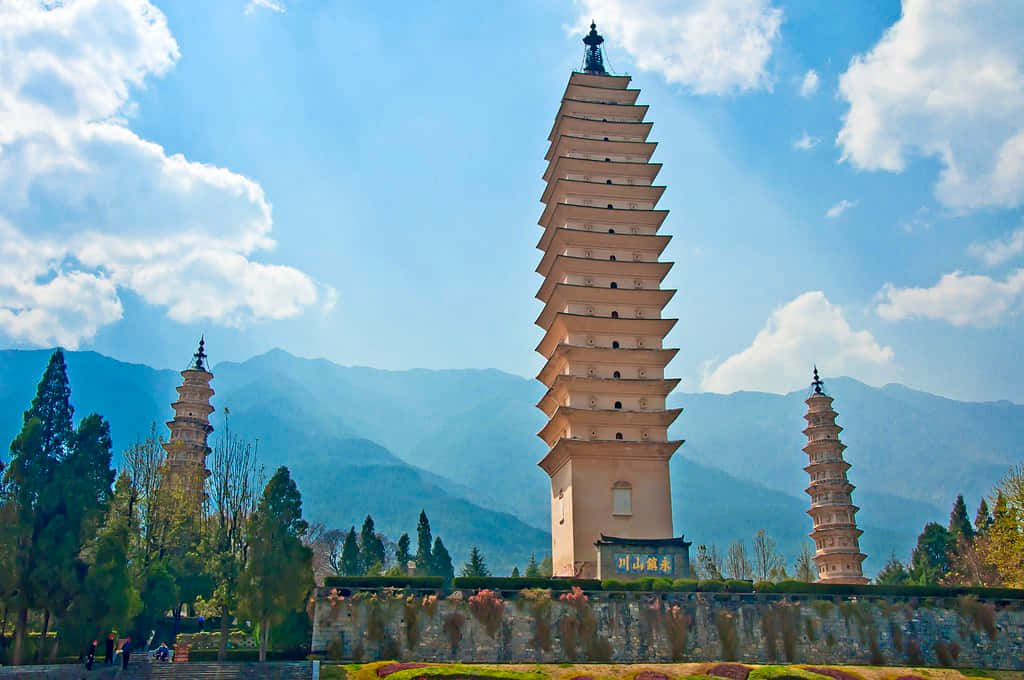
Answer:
[
  {"xmin": 511, "ymin": 566, "xmax": 520, "ymax": 577},
  {"xmin": 949, "ymin": 494, "xmax": 974, "ymax": 540},
  {"xmin": 414, "ymin": 510, "xmax": 432, "ymax": 572},
  {"xmin": 341, "ymin": 527, "xmax": 360, "ymax": 576},
  {"xmin": 430, "ymin": 537, "xmax": 454, "ymax": 581},
  {"xmin": 875, "ymin": 553, "xmax": 911, "ymax": 584},
  {"xmin": 539, "ymin": 554, "xmax": 553, "ymax": 578},
  {"xmin": 461, "ymin": 546, "xmax": 490, "ymax": 577},
  {"xmin": 396, "ymin": 533, "xmax": 412, "ymax": 570},
  {"xmin": 359, "ymin": 515, "xmax": 386, "ymax": 574},
  {"xmin": 24, "ymin": 349, "xmax": 74, "ymax": 459},
  {"xmin": 910, "ymin": 522, "xmax": 951, "ymax": 584},
  {"xmin": 239, "ymin": 466, "xmax": 314, "ymax": 662},
  {"xmin": 974, "ymin": 498, "xmax": 992, "ymax": 534},
  {"xmin": 524, "ymin": 553, "xmax": 541, "ymax": 578}
]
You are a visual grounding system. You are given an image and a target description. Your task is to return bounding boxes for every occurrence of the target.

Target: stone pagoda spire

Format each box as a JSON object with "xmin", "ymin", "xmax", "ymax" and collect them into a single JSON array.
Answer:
[
  {"xmin": 535, "ymin": 23, "xmax": 684, "ymax": 578},
  {"xmin": 163, "ymin": 337, "xmax": 215, "ymax": 503},
  {"xmin": 802, "ymin": 367, "xmax": 867, "ymax": 583}
]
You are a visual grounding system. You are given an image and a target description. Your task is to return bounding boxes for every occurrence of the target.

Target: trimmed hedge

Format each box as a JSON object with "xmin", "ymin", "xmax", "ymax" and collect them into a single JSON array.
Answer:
[
  {"xmin": 186, "ymin": 649, "xmax": 308, "ymax": 662},
  {"xmin": 323, "ymin": 576, "xmax": 445, "ymax": 589},
  {"xmin": 452, "ymin": 576, "xmax": 600, "ymax": 591},
  {"xmin": 757, "ymin": 580, "xmax": 1024, "ymax": 599}
]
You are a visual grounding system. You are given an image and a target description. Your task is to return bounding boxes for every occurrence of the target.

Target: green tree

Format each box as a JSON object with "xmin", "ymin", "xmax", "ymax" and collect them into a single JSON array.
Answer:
[
  {"xmin": 358, "ymin": 515, "xmax": 386, "ymax": 574},
  {"xmin": 64, "ymin": 473, "xmax": 141, "ymax": 652},
  {"xmin": 340, "ymin": 527, "xmax": 360, "ymax": 576},
  {"xmin": 793, "ymin": 542, "xmax": 816, "ymax": 582},
  {"xmin": 875, "ymin": 554, "xmax": 911, "ymax": 584},
  {"xmin": 511, "ymin": 566, "xmax": 520, "ymax": 577},
  {"xmin": 910, "ymin": 522, "xmax": 952, "ymax": 584},
  {"xmin": 395, "ymin": 533, "xmax": 411, "ymax": 571},
  {"xmin": 460, "ymin": 546, "xmax": 490, "ymax": 577},
  {"xmin": 974, "ymin": 498, "xmax": 993, "ymax": 534},
  {"xmin": 524, "ymin": 553, "xmax": 541, "ymax": 578},
  {"xmin": 949, "ymin": 494, "xmax": 974, "ymax": 540},
  {"xmin": 980, "ymin": 467, "xmax": 1024, "ymax": 587},
  {"xmin": 2, "ymin": 351, "xmax": 115, "ymax": 662},
  {"xmin": 414, "ymin": 510, "xmax": 432, "ymax": 572},
  {"xmin": 239, "ymin": 467, "xmax": 314, "ymax": 661},
  {"xmin": 431, "ymin": 537, "xmax": 454, "ymax": 581},
  {"xmin": 539, "ymin": 554, "xmax": 553, "ymax": 578}
]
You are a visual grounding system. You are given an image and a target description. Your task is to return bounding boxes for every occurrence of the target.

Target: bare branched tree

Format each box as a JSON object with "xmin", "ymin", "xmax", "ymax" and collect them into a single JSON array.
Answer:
[
  {"xmin": 752, "ymin": 528, "xmax": 784, "ymax": 582},
  {"xmin": 725, "ymin": 539, "xmax": 753, "ymax": 580},
  {"xmin": 203, "ymin": 410, "xmax": 263, "ymax": 661}
]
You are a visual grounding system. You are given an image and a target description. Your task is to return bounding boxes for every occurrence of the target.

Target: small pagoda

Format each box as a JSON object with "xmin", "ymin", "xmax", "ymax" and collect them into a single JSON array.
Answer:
[
  {"xmin": 163, "ymin": 337, "xmax": 215, "ymax": 504},
  {"xmin": 535, "ymin": 22, "xmax": 687, "ymax": 579},
  {"xmin": 802, "ymin": 367, "xmax": 867, "ymax": 583}
]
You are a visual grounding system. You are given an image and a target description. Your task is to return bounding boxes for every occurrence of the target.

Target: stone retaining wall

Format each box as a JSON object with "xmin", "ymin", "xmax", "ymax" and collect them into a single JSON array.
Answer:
[{"xmin": 310, "ymin": 588, "xmax": 1024, "ymax": 669}]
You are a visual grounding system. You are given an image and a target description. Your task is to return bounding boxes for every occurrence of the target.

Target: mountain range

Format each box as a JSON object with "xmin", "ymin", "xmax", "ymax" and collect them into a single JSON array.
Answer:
[{"xmin": 2, "ymin": 347, "xmax": 1020, "ymax": 576}]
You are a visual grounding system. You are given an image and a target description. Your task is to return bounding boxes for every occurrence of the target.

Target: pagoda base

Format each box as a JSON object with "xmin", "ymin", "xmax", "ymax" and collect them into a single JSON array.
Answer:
[{"xmin": 594, "ymin": 534, "xmax": 691, "ymax": 581}]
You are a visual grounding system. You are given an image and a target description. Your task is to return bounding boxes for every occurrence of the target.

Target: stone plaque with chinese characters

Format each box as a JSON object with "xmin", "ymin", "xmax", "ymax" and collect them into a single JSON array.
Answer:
[{"xmin": 614, "ymin": 553, "xmax": 674, "ymax": 575}]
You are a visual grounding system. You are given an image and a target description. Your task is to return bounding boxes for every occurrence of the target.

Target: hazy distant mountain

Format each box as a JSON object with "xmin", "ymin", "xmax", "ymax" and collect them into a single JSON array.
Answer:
[{"xmin": 2, "ymin": 348, "xmax": 1019, "ymax": 576}]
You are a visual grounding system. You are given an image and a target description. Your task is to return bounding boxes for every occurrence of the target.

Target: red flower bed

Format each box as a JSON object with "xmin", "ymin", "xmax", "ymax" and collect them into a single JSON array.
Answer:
[
  {"xmin": 377, "ymin": 662, "xmax": 429, "ymax": 677},
  {"xmin": 571, "ymin": 676, "xmax": 596, "ymax": 680},
  {"xmin": 804, "ymin": 668, "xmax": 859, "ymax": 680},
  {"xmin": 635, "ymin": 672, "xmax": 671, "ymax": 680},
  {"xmin": 893, "ymin": 676, "xmax": 927, "ymax": 680},
  {"xmin": 706, "ymin": 664, "xmax": 750, "ymax": 680}
]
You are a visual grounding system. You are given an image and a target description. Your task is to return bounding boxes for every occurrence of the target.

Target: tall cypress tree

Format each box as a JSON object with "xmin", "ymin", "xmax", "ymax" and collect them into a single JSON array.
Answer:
[
  {"xmin": 949, "ymin": 494, "xmax": 974, "ymax": 540},
  {"xmin": 524, "ymin": 553, "xmax": 541, "ymax": 578},
  {"xmin": 395, "ymin": 533, "xmax": 412, "ymax": 570},
  {"xmin": 974, "ymin": 498, "xmax": 992, "ymax": 534},
  {"xmin": 414, "ymin": 510, "xmax": 432, "ymax": 572},
  {"xmin": 431, "ymin": 536, "xmax": 453, "ymax": 581},
  {"xmin": 358, "ymin": 515, "xmax": 385, "ymax": 574},
  {"xmin": 340, "ymin": 527, "xmax": 360, "ymax": 576}
]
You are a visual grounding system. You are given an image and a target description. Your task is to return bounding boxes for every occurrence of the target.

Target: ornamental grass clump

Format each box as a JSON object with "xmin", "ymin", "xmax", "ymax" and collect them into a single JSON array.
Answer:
[
  {"xmin": 714, "ymin": 611, "xmax": 739, "ymax": 661},
  {"xmin": 664, "ymin": 604, "xmax": 692, "ymax": 661},
  {"xmin": 957, "ymin": 595, "xmax": 997, "ymax": 640},
  {"xmin": 468, "ymin": 588, "xmax": 506, "ymax": 639},
  {"xmin": 403, "ymin": 595, "xmax": 421, "ymax": 649},
  {"xmin": 520, "ymin": 588, "xmax": 553, "ymax": 652},
  {"xmin": 442, "ymin": 612, "xmax": 466, "ymax": 654}
]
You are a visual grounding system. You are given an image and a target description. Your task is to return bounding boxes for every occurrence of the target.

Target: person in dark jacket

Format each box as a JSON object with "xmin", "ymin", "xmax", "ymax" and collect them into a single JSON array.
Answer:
[
  {"xmin": 121, "ymin": 636, "xmax": 132, "ymax": 670},
  {"xmin": 85, "ymin": 640, "xmax": 97, "ymax": 670},
  {"xmin": 104, "ymin": 633, "xmax": 115, "ymax": 664}
]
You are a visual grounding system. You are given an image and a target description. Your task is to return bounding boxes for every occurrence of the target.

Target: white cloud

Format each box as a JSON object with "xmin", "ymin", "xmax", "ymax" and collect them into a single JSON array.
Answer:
[
  {"xmin": 837, "ymin": 0, "xmax": 1024, "ymax": 211},
  {"xmin": 799, "ymin": 68, "xmax": 819, "ymax": 97},
  {"xmin": 793, "ymin": 131, "xmax": 819, "ymax": 151},
  {"xmin": 244, "ymin": 0, "xmax": 285, "ymax": 14},
  {"xmin": 876, "ymin": 270, "xmax": 1024, "ymax": 326},
  {"xmin": 573, "ymin": 0, "xmax": 783, "ymax": 95},
  {"xmin": 825, "ymin": 199, "xmax": 856, "ymax": 218},
  {"xmin": 701, "ymin": 291, "xmax": 895, "ymax": 394},
  {"xmin": 0, "ymin": 0, "xmax": 330, "ymax": 349},
  {"xmin": 968, "ymin": 227, "xmax": 1024, "ymax": 267}
]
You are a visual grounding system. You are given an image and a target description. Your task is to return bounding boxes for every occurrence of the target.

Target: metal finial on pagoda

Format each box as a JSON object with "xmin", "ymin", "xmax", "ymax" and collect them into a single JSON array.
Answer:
[
  {"xmin": 811, "ymin": 365, "xmax": 825, "ymax": 395},
  {"xmin": 191, "ymin": 336, "xmax": 208, "ymax": 371},
  {"xmin": 582, "ymin": 21, "xmax": 607, "ymax": 75}
]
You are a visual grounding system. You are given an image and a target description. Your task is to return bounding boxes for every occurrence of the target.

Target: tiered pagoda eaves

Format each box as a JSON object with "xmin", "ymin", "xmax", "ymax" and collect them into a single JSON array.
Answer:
[
  {"xmin": 802, "ymin": 368, "xmax": 867, "ymax": 583},
  {"xmin": 163, "ymin": 337, "xmax": 215, "ymax": 504},
  {"xmin": 536, "ymin": 23, "xmax": 683, "ymax": 578}
]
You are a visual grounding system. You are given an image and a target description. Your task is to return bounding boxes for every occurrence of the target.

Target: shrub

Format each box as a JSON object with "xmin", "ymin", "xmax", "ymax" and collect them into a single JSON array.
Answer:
[
  {"xmin": 403, "ymin": 596, "xmax": 421, "ymax": 649},
  {"xmin": 664, "ymin": 604, "xmax": 692, "ymax": 661},
  {"xmin": 957, "ymin": 595, "xmax": 997, "ymax": 640},
  {"xmin": 725, "ymin": 579, "xmax": 755, "ymax": 593},
  {"xmin": 521, "ymin": 589, "xmax": 553, "ymax": 652},
  {"xmin": 672, "ymin": 579, "xmax": 699, "ymax": 592},
  {"xmin": 383, "ymin": 665, "xmax": 544, "ymax": 680},
  {"xmin": 757, "ymin": 581, "xmax": 1024, "ymax": 599},
  {"xmin": 602, "ymin": 579, "xmax": 627, "ymax": 591},
  {"xmin": 700, "ymin": 580, "xmax": 725, "ymax": 592},
  {"xmin": 934, "ymin": 640, "xmax": 954, "ymax": 667},
  {"xmin": 905, "ymin": 639, "xmax": 925, "ymax": 666},
  {"xmin": 747, "ymin": 667, "xmax": 831, "ymax": 680}
]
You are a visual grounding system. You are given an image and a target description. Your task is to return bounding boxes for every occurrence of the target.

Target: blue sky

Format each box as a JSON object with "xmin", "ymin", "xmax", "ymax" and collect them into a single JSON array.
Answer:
[{"xmin": 3, "ymin": 0, "xmax": 1024, "ymax": 403}]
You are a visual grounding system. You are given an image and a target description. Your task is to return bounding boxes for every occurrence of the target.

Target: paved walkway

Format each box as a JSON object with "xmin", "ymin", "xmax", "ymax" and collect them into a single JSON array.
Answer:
[{"xmin": 0, "ymin": 660, "xmax": 315, "ymax": 679}]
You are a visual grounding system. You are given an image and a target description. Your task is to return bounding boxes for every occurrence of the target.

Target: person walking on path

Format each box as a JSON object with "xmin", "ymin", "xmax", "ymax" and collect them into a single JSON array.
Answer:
[
  {"xmin": 120, "ymin": 636, "xmax": 132, "ymax": 670},
  {"xmin": 104, "ymin": 633, "xmax": 115, "ymax": 664},
  {"xmin": 85, "ymin": 640, "xmax": 97, "ymax": 670}
]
